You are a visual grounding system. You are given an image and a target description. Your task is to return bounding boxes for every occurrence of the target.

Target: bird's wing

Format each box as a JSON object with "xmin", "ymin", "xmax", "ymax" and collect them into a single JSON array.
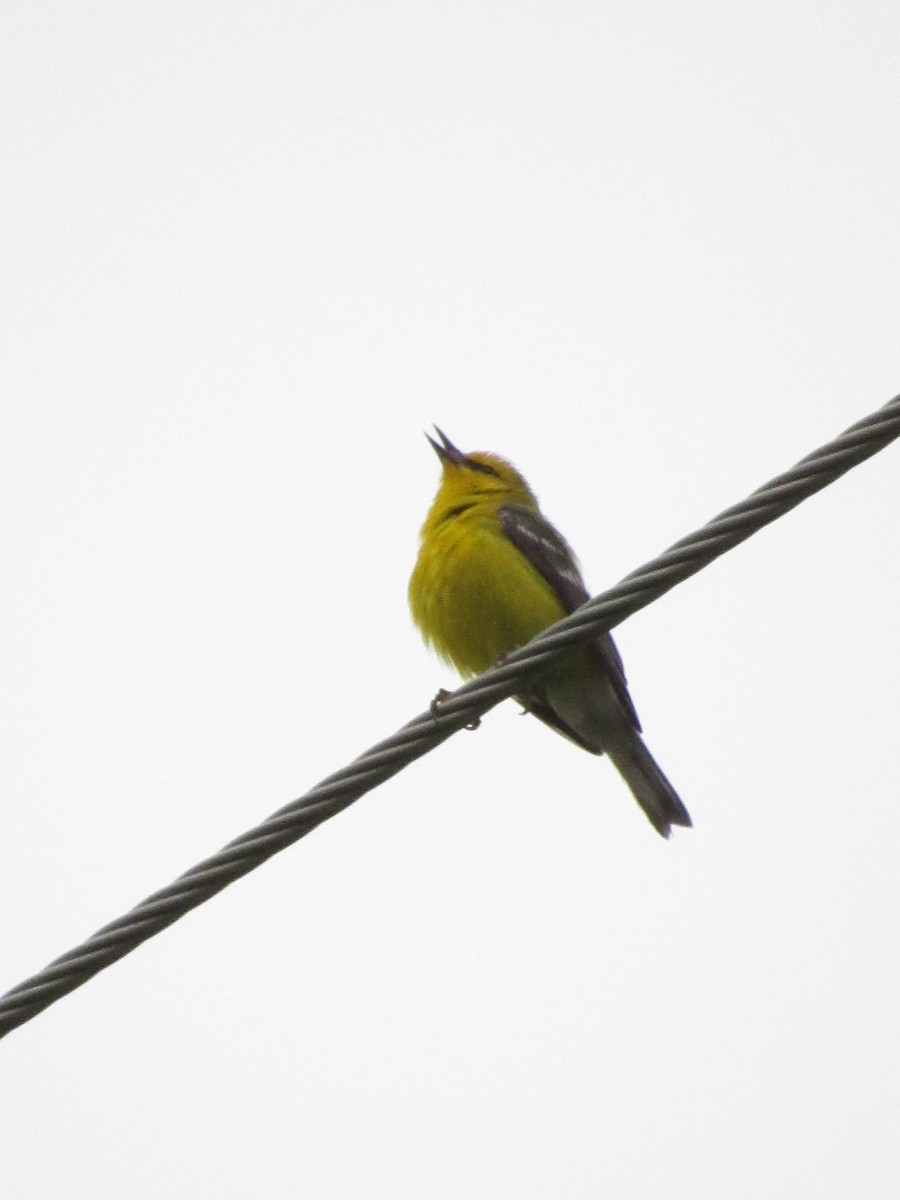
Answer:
[{"xmin": 498, "ymin": 504, "xmax": 641, "ymax": 733}]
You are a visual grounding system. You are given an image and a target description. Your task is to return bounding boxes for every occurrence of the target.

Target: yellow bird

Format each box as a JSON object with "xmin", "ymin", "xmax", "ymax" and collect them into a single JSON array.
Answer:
[{"xmin": 409, "ymin": 428, "xmax": 691, "ymax": 837}]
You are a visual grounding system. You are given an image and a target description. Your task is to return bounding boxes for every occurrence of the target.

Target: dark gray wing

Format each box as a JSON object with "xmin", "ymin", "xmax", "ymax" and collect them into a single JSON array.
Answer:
[
  {"xmin": 498, "ymin": 503, "xmax": 588, "ymax": 610},
  {"xmin": 499, "ymin": 504, "xmax": 641, "ymax": 734}
]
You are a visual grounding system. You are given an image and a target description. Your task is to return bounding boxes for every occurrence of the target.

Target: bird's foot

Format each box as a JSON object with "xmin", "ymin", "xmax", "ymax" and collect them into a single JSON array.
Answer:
[{"xmin": 430, "ymin": 688, "xmax": 481, "ymax": 730}]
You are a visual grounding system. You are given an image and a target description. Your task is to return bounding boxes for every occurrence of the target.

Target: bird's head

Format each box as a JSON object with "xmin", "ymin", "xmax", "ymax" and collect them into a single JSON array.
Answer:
[{"xmin": 424, "ymin": 427, "xmax": 538, "ymax": 515}]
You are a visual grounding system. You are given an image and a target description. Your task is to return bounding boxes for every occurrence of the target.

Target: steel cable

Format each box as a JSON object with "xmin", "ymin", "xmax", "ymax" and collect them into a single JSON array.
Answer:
[{"xmin": 1, "ymin": 393, "xmax": 898, "ymax": 1039}]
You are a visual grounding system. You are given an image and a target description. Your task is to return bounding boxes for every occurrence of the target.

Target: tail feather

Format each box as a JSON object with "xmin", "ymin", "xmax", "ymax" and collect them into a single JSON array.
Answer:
[
  {"xmin": 530, "ymin": 668, "xmax": 691, "ymax": 838},
  {"xmin": 605, "ymin": 734, "xmax": 692, "ymax": 838}
]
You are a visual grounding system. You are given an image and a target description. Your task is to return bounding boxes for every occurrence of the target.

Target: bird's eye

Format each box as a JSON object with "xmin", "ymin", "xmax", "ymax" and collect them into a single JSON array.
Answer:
[{"xmin": 466, "ymin": 458, "xmax": 501, "ymax": 479}]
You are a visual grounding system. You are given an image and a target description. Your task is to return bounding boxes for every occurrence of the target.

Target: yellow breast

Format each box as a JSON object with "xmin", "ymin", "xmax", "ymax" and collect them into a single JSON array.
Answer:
[{"xmin": 409, "ymin": 507, "xmax": 566, "ymax": 678}]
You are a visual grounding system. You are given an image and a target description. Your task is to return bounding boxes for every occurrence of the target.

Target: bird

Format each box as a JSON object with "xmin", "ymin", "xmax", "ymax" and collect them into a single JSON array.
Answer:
[{"xmin": 408, "ymin": 427, "xmax": 692, "ymax": 837}]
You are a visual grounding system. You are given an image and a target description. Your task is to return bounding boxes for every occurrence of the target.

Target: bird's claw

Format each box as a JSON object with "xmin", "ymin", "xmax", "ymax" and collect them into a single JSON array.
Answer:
[{"xmin": 429, "ymin": 688, "xmax": 481, "ymax": 730}]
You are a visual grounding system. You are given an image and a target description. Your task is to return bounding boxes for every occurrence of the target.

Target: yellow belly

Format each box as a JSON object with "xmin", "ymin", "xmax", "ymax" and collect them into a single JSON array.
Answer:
[{"xmin": 409, "ymin": 511, "xmax": 566, "ymax": 678}]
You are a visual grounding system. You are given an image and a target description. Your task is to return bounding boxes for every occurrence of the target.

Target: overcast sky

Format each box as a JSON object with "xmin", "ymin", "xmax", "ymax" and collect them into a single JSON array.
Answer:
[{"xmin": 2, "ymin": 3, "xmax": 900, "ymax": 1197}]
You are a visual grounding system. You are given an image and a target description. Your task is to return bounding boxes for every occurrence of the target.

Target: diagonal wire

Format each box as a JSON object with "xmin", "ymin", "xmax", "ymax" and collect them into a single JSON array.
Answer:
[{"xmin": 1, "ymin": 394, "xmax": 898, "ymax": 1040}]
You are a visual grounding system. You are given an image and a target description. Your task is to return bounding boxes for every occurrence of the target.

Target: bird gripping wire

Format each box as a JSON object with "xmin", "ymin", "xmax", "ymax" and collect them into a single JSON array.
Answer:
[{"xmin": 1, "ymin": 393, "xmax": 898, "ymax": 1040}]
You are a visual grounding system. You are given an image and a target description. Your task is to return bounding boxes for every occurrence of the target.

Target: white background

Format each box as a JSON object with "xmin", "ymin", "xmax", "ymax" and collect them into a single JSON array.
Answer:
[{"xmin": 2, "ymin": 3, "xmax": 900, "ymax": 1196}]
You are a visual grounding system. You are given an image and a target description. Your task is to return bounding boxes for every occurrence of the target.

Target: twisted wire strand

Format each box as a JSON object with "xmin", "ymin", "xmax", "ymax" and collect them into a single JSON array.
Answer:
[{"xmin": 1, "ymin": 394, "xmax": 898, "ymax": 1039}]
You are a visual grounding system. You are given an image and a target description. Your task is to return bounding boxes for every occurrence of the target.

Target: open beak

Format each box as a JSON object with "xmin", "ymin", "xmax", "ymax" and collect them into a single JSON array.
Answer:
[{"xmin": 425, "ymin": 425, "xmax": 466, "ymax": 466}]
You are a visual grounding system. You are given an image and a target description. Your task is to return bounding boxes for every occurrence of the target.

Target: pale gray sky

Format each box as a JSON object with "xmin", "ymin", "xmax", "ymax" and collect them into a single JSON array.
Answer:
[{"xmin": 2, "ymin": 3, "xmax": 900, "ymax": 1196}]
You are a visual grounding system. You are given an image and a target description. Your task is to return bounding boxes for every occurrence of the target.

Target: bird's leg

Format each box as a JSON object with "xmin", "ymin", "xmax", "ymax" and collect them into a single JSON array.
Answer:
[
  {"xmin": 429, "ymin": 687, "xmax": 481, "ymax": 730},
  {"xmin": 492, "ymin": 651, "xmax": 531, "ymax": 716}
]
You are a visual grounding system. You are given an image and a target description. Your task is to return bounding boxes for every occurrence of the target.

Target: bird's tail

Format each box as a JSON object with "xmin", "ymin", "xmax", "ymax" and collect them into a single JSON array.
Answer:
[{"xmin": 605, "ymin": 733, "xmax": 692, "ymax": 838}]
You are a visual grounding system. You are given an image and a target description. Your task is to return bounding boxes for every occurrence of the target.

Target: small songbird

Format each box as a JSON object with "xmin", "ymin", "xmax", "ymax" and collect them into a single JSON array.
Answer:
[{"xmin": 409, "ymin": 427, "xmax": 691, "ymax": 837}]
